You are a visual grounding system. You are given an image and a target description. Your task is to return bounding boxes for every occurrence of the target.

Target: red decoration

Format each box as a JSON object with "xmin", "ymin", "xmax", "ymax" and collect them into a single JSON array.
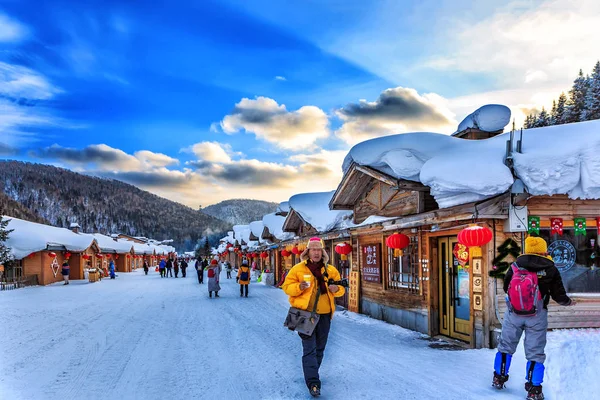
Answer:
[
  {"xmin": 596, "ymin": 217, "xmax": 600, "ymax": 236},
  {"xmin": 260, "ymin": 251, "xmax": 269, "ymax": 259},
  {"xmin": 453, "ymin": 243, "xmax": 469, "ymax": 267},
  {"xmin": 64, "ymin": 251, "xmax": 72, "ymax": 259},
  {"xmin": 115, "ymin": 254, "xmax": 119, "ymax": 260},
  {"xmin": 457, "ymin": 225, "xmax": 493, "ymax": 248},
  {"xmin": 226, "ymin": 243, "xmax": 233, "ymax": 249},
  {"xmin": 48, "ymin": 252, "xmax": 57, "ymax": 258},
  {"xmin": 27, "ymin": 253, "xmax": 35, "ymax": 259},
  {"xmin": 281, "ymin": 249, "xmax": 291, "ymax": 257},
  {"xmin": 550, "ymin": 218, "xmax": 564, "ymax": 235},
  {"xmin": 291, "ymin": 246, "xmax": 300, "ymax": 255},
  {"xmin": 386, "ymin": 233, "xmax": 410, "ymax": 257},
  {"xmin": 335, "ymin": 243, "xmax": 352, "ymax": 260},
  {"xmin": 82, "ymin": 254, "xmax": 90, "ymax": 260},
  {"xmin": 96, "ymin": 254, "xmax": 103, "ymax": 259}
]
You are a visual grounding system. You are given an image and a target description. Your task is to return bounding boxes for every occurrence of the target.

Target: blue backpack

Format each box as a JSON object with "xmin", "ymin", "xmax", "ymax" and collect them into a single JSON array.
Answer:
[{"xmin": 240, "ymin": 267, "xmax": 249, "ymax": 281}]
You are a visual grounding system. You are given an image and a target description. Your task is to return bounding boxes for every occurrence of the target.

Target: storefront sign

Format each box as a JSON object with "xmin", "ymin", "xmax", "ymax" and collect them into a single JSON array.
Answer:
[
  {"xmin": 548, "ymin": 240, "xmax": 576, "ymax": 272},
  {"xmin": 473, "ymin": 294, "xmax": 483, "ymax": 311},
  {"xmin": 349, "ymin": 271, "xmax": 360, "ymax": 313},
  {"xmin": 361, "ymin": 243, "xmax": 381, "ymax": 283},
  {"xmin": 473, "ymin": 275, "xmax": 483, "ymax": 292}
]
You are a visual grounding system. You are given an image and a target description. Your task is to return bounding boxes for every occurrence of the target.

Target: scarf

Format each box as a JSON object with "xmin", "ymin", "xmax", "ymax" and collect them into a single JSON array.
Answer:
[{"xmin": 307, "ymin": 259, "xmax": 327, "ymax": 294}]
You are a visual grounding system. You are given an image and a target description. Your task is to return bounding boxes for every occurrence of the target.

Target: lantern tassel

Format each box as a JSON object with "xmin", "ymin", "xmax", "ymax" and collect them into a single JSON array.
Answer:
[
  {"xmin": 470, "ymin": 246, "xmax": 482, "ymax": 258},
  {"xmin": 341, "ymin": 254, "xmax": 347, "ymax": 261},
  {"xmin": 394, "ymin": 249, "xmax": 403, "ymax": 257}
]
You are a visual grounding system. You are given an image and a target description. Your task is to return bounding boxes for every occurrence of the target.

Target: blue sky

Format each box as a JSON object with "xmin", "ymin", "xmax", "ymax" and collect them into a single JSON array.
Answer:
[{"xmin": 1, "ymin": 0, "xmax": 599, "ymax": 207}]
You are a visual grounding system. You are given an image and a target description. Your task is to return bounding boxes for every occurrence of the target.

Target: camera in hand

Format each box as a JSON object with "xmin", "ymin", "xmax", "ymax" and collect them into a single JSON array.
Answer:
[{"xmin": 327, "ymin": 278, "xmax": 349, "ymax": 288}]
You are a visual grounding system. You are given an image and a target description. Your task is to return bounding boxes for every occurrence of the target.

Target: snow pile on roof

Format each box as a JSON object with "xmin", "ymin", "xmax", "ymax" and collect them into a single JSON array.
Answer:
[
  {"xmin": 262, "ymin": 213, "xmax": 294, "ymax": 241},
  {"xmin": 233, "ymin": 225, "xmax": 251, "ymax": 244},
  {"xmin": 227, "ymin": 231, "xmax": 235, "ymax": 244},
  {"xmin": 277, "ymin": 201, "xmax": 290, "ymax": 214},
  {"xmin": 249, "ymin": 220, "xmax": 265, "ymax": 243},
  {"xmin": 2, "ymin": 216, "xmax": 96, "ymax": 260},
  {"xmin": 343, "ymin": 119, "xmax": 600, "ymax": 208},
  {"xmin": 88, "ymin": 233, "xmax": 134, "ymax": 253},
  {"xmin": 289, "ymin": 191, "xmax": 354, "ymax": 232},
  {"xmin": 456, "ymin": 104, "xmax": 511, "ymax": 133}
]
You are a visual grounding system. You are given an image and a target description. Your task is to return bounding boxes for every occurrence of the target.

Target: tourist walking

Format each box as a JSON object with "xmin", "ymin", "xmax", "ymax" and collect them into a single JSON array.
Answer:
[
  {"xmin": 237, "ymin": 259, "xmax": 251, "ymax": 297},
  {"xmin": 207, "ymin": 259, "xmax": 221, "ymax": 298},
  {"xmin": 195, "ymin": 259, "xmax": 204, "ymax": 284},
  {"xmin": 61, "ymin": 260, "xmax": 70, "ymax": 285}
]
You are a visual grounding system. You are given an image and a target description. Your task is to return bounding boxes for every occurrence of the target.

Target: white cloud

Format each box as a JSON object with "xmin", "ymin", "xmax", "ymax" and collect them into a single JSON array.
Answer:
[
  {"xmin": 0, "ymin": 62, "xmax": 62, "ymax": 100},
  {"xmin": 275, "ymin": 76, "xmax": 287, "ymax": 81},
  {"xmin": 335, "ymin": 87, "xmax": 456, "ymax": 145},
  {"xmin": 425, "ymin": 0, "xmax": 600, "ymax": 88},
  {"xmin": 187, "ymin": 141, "xmax": 234, "ymax": 163},
  {"xmin": 0, "ymin": 13, "xmax": 29, "ymax": 42},
  {"xmin": 220, "ymin": 96, "xmax": 330, "ymax": 150}
]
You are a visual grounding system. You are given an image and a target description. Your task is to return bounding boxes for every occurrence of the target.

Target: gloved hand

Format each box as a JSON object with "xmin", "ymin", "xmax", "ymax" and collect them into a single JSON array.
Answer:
[{"xmin": 236, "ymin": 277, "xmax": 239, "ymax": 282}]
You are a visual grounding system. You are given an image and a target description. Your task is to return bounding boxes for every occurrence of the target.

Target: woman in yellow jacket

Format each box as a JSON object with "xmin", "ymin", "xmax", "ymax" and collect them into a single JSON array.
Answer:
[
  {"xmin": 237, "ymin": 259, "xmax": 251, "ymax": 297},
  {"xmin": 282, "ymin": 237, "xmax": 345, "ymax": 398}
]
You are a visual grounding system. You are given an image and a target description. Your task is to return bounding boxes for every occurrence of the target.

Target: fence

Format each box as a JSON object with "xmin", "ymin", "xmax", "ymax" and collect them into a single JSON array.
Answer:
[{"xmin": 0, "ymin": 275, "xmax": 38, "ymax": 291}]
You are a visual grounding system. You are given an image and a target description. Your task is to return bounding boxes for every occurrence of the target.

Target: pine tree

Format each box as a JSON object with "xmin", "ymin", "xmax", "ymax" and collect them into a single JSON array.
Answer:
[
  {"xmin": 524, "ymin": 114, "xmax": 536, "ymax": 129},
  {"xmin": 534, "ymin": 108, "xmax": 550, "ymax": 127},
  {"xmin": 549, "ymin": 100, "xmax": 557, "ymax": 125},
  {"xmin": 554, "ymin": 92, "xmax": 567, "ymax": 125},
  {"xmin": 564, "ymin": 69, "xmax": 590, "ymax": 123},
  {"xmin": 203, "ymin": 237, "xmax": 211, "ymax": 258},
  {"xmin": 582, "ymin": 61, "xmax": 600, "ymax": 121},
  {"xmin": 0, "ymin": 207, "xmax": 14, "ymax": 268}
]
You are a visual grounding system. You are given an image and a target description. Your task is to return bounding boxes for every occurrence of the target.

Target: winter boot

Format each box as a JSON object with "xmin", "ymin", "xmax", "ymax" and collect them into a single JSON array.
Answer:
[
  {"xmin": 209, "ymin": 291, "xmax": 212, "ymax": 298},
  {"xmin": 309, "ymin": 384, "xmax": 320, "ymax": 397},
  {"xmin": 215, "ymin": 292, "xmax": 220, "ymax": 298},
  {"xmin": 492, "ymin": 372, "xmax": 509, "ymax": 389},
  {"xmin": 526, "ymin": 385, "xmax": 544, "ymax": 400}
]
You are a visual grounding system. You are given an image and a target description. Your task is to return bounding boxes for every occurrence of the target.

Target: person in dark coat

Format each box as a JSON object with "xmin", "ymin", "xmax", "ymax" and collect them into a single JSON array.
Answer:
[
  {"xmin": 181, "ymin": 259, "xmax": 188, "ymax": 278},
  {"xmin": 61, "ymin": 260, "xmax": 70, "ymax": 285},
  {"xmin": 174, "ymin": 258, "xmax": 180, "ymax": 278},
  {"xmin": 143, "ymin": 260, "xmax": 149, "ymax": 275},
  {"xmin": 165, "ymin": 258, "xmax": 173, "ymax": 277},
  {"xmin": 492, "ymin": 236, "xmax": 575, "ymax": 400},
  {"xmin": 195, "ymin": 259, "xmax": 204, "ymax": 284},
  {"xmin": 109, "ymin": 260, "xmax": 116, "ymax": 279}
]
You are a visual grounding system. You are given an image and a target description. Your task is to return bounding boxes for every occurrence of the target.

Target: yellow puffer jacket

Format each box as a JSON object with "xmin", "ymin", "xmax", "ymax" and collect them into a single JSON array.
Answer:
[
  {"xmin": 237, "ymin": 265, "xmax": 251, "ymax": 285},
  {"xmin": 282, "ymin": 261, "xmax": 345, "ymax": 318}
]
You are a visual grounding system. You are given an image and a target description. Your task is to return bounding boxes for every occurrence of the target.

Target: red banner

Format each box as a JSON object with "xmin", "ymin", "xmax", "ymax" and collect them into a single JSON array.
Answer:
[
  {"xmin": 551, "ymin": 218, "xmax": 563, "ymax": 235},
  {"xmin": 453, "ymin": 243, "xmax": 469, "ymax": 266}
]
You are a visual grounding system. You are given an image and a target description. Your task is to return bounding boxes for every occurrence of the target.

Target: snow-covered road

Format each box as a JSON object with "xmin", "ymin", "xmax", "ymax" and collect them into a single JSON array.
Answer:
[{"xmin": 1, "ymin": 269, "xmax": 598, "ymax": 400}]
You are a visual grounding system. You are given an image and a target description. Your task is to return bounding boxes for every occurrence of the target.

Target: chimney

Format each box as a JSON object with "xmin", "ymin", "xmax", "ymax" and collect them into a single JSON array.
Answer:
[
  {"xmin": 70, "ymin": 222, "xmax": 81, "ymax": 234},
  {"xmin": 111, "ymin": 233, "xmax": 119, "ymax": 242}
]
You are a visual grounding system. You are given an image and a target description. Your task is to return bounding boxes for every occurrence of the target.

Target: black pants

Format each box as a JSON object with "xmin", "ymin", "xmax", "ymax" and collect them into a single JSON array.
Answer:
[
  {"xmin": 160, "ymin": 269, "xmax": 165, "ymax": 277},
  {"xmin": 197, "ymin": 270, "xmax": 203, "ymax": 284},
  {"xmin": 174, "ymin": 268, "xmax": 179, "ymax": 277},
  {"xmin": 166, "ymin": 268, "xmax": 173, "ymax": 277},
  {"xmin": 299, "ymin": 314, "xmax": 331, "ymax": 388},
  {"xmin": 240, "ymin": 284, "xmax": 248, "ymax": 296},
  {"xmin": 182, "ymin": 268, "xmax": 186, "ymax": 278},
  {"xmin": 144, "ymin": 269, "xmax": 148, "ymax": 275},
  {"xmin": 227, "ymin": 271, "xmax": 232, "ymax": 279}
]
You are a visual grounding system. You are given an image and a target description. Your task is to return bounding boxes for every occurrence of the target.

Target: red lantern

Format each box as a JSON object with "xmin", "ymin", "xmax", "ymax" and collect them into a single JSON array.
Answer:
[
  {"xmin": 291, "ymin": 245, "xmax": 300, "ymax": 255},
  {"xmin": 226, "ymin": 243, "xmax": 233, "ymax": 249},
  {"xmin": 27, "ymin": 253, "xmax": 35, "ymax": 259},
  {"xmin": 48, "ymin": 252, "xmax": 57, "ymax": 258},
  {"xmin": 386, "ymin": 233, "xmax": 410, "ymax": 257},
  {"xmin": 64, "ymin": 251, "xmax": 72, "ymax": 259},
  {"xmin": 281, "ymin": 249, "xmax": 291, "ymax": 257},
  {"xmin": 457, "ymin": 225, "xmax": 493, "ymax": 258},
  {"xmin": 97, "ymin": 254, "xmax": 103, "ymax": 259},
  {"xmin": 82, "ymin": 254, "xmax": 90, "ymax": 260},
  {"xmin": 260, "ymin": 251, "xmax": 269, "ymax": 259},
  {"xmin": 335, "ymin": 243, "xmax": 352, "ymax": 260}
]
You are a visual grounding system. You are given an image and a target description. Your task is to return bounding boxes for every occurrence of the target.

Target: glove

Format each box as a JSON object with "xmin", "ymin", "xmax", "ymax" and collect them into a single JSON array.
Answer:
[{"xmin": 236, "ymin": 277, "xmax": 239, "ymax": 282}]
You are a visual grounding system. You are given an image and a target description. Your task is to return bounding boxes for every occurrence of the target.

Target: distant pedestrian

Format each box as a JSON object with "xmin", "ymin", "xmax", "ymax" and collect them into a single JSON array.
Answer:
[
  {"xmin": 61, "ymin": 260, "xmax": 70, "ymax": 285},
  {"xmin": 174, "ymin": 258, "xmax": 180, "ymax": 278},
  {"xmin": 237, "ymin": 259, "xmax": 250, "ymax": 297},
  {"xmin": 143, "ymin": 260, "xmax": 149, "ymax": 275},
  {"xmin": 181, "ymin": 259, "xmax": 188, "ymax": 278},
  {"xmin": 207, "ymin": 259, "xmax": 221, "ymax": 298},
  {"xmin": 492, "ymin": 236, "xmax": 575, "ymax": 400},
  {"xmin": 109, "ymin": 260, "xmax": 116, "ymax": 279},
  {"xmin": 195, "ymin": 259, "xmax": 204, "ymax": 284},
  {"xmin": 159, "ymin": 259, "xmax": 166, "ymax": 278},
  {"xmin": 165, "ymin": 258, "xmax": 173, "ymax": 278},
  {"xmin": 226, "ymin": 261, "xmax": 233, "ymax": 279}
]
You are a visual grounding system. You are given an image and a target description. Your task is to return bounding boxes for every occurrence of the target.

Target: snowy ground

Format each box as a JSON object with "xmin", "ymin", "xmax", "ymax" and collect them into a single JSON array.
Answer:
[{"xmin": 1, "ymin": 269, "xmax": 598, "ymax": 400}]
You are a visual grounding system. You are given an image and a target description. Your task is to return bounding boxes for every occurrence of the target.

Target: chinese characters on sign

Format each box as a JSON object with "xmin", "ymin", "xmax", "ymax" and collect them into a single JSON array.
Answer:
[
  {"xmin": 349, "ymin": 271, "xmax": 360, "ymax": 313},
  {"xmin": 361, "ymin": 243, "xmax": 381, "ymax": 283}
]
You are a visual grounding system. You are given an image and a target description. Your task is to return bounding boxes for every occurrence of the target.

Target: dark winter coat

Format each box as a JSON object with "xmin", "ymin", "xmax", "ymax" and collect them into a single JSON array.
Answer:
[
  {"xmin": 166, "ymin": 259, "xmax": 173, "ymax": 269},
  {"xmin": 503, "ymin": 254, "xmax": 572, "ymax": 309},
  {"xmin": 143, "ymin": 262, "xmax": 149, "ymax": 271},
  {"xmin": 181, "ymin": 260, "xmax": 188, "ymax": 270}
]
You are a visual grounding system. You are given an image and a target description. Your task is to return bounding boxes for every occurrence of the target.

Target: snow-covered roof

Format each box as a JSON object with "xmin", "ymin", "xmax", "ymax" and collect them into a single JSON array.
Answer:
[
  {"xmin": 262, "ymin": 213, "xmax": 294, "ymax": 241},
  {"xmin": 289, "ymin": 191, "xmax": 354, "ymax": 232},
  {"xmin": 87, "ymin": 233, "xmax": 133, "ymax": 254},
  {"xmin": 342, "ymin": 119, "xmax": 600, "ymax": 208},
  {"xmin": 128, "ymin": 241, "xmax": 154, "ymax": 255},
  {"xmin": 456, "ymin": 104, "xmax": 511, "ymax": 133},
  {"xmin": 277, "ymin": 201, "xmax": 290, "ymax": 213},
  {"xmin": 249, "ymin": 220, "xmax": 265, "ymax": 243},
  {"xmin": 227, "ymin": 231, "xmax": 235, "ymax": 244},
  {"xmin": 2, "ymin": 216, "xmax": 96, "ymax": 260},
  {"xmin": 233, "ymin": 225, "xmax": 251, "ymax": 244}
]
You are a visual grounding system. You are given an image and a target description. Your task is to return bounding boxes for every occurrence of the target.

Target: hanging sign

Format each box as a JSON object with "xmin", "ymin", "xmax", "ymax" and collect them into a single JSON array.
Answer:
[
  {"xmin": 349, "ymin": 271, "xmax": 360, "ymax": 313},
  {"xmin": 453, "ymin": 243, "xmax": 469, "ymax": 267},
  {"xmin": 528, "ymin": 216, "xmax": 540, "ymax": 235},
  {"xmin": 550, "ymin": 218, "xmax": 563, "ymax": 235},
  {"xmin": 361, "ymin": 244, "xmax": 381, "ymax": 283},
  {"xmin": 574, "ymin": 218, "xmax": 587, "ymax": 236},
  {"xmin": 548, "ymin": 240, "xmax": 576, "ymax": 272}
]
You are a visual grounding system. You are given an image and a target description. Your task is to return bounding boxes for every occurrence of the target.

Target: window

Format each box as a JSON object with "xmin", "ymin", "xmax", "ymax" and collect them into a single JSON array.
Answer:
[{"xmin": 386, "ymin": 235, "xmax": 419, "ymax": 291}]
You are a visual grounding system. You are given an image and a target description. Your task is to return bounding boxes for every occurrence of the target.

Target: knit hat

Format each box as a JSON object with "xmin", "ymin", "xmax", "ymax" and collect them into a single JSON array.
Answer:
[
  {"xmin": 300, "ymin": 237, "xmax": 329, "ymax": 264},
  {"xmin": 242, "ymin": 259, "xmax": 248, "ymax": 265},
  {"xmin": 210, "ymin": 259, "xmax": 218, "ymax": 265},
  {"xmin": 525, "ymin": 236, "xmax": 548, "ymax": 255}
]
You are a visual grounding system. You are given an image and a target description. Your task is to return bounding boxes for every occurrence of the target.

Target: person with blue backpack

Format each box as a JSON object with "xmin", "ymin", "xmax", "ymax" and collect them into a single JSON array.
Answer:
[
  {"xmin": 237, "ymin": 259, "xmax": 251, "ymax": 297},
  {"xmin": 492, "ymin": 236, "xmax": 576, "ymax": 400}
]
